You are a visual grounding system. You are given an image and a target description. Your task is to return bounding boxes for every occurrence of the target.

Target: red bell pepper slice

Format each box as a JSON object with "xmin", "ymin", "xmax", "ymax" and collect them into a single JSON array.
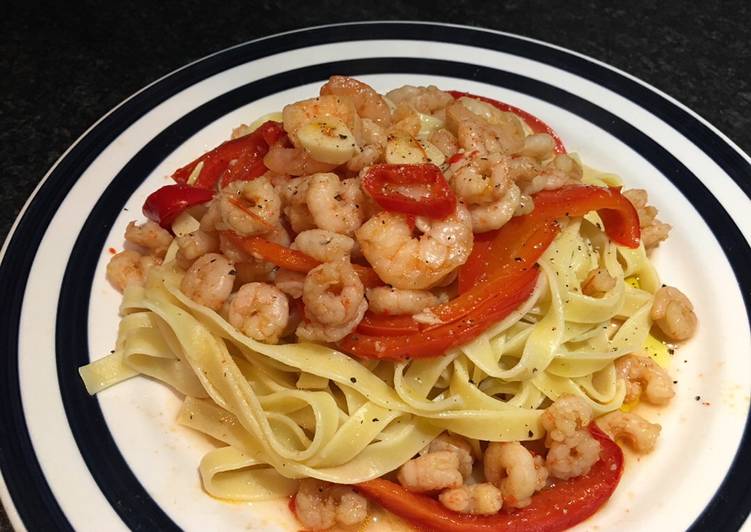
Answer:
[
  {"xmin": 356, "ymin": 312, "xmax": 422, "ymax": 337},
  {"xmin": 142, "ymin": 184, "xmax": 214, "ymax": 229},
  {"xmin": 338, "ymin": 266, "xmax": 539, "ymax": 360},
  {"xmin": 356, "ymin": 423, "xmax": 623, "ymax": 532},
  {"xmin": 459, "ymin": 185, "xmax": 640, "ymax": 292},
  {"xmin": 449, "ymin": 90, "xmax": 567, "ymax": 154},
  {"xmin": 171, "ymin": 121, "xmax": 285, "ymax": 190},
  {"xmin": 223, "ymin": 232, "xmax": 383, "ymax": 288},
  {"xmin": 533, "ymin": 185, "xmax": 640, "ymax": 248},
  {"xmin": 361, "ymin": 164, "xmax": 457, "ymax": 219}
]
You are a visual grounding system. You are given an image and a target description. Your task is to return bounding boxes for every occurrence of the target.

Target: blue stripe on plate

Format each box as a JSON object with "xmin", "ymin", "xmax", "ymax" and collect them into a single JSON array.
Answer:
[{"xmin": 0, "ymin": 22, "xmax": 748, "ymax": 530}]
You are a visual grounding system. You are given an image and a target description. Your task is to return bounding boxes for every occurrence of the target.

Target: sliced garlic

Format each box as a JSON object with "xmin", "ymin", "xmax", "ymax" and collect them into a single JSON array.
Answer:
[
  {"xmin": 416, "ymin": 112, "xmax": 445, "ymax": 138},
  {"xmin": 296, "ymin": 118, "xmax": 359, "ymax": 165},
  {"xmin": 385, "ymin": 131, "xmax": 445, "ymax": 166}
]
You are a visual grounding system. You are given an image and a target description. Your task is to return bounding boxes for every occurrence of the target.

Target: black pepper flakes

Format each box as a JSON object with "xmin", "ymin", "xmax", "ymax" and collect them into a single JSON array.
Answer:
[
  {"xmin": 528, "ymin": 430, "xmax": 533, "ymax": 438},
  {"xmin": 695, "ymin": 395, "xmax": 701, "ymax": 401},
  {"xmin": 350, "ymin": 377, "xmax": 357, "ymax": 383}
]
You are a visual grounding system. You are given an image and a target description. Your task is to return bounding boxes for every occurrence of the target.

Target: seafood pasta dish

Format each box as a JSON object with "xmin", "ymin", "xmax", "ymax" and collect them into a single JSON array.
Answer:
[{"xmin": 80, "ymin": 76, "xmax": 697, "ymax": 531}]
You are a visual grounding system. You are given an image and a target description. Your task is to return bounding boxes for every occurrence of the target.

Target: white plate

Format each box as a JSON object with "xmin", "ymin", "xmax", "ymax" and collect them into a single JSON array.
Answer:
[{"xmin": 1, "ymin": 21, "xmax": 750, "ymax": 532}]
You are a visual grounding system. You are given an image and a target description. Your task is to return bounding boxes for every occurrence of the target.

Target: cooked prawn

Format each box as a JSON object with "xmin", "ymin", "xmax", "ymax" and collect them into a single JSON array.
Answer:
[
  {"xmin": 439, "ymin": 483, "xmax": 502, "ymax": 515},
  {"xmin": 623, "ymin": 188, "xmax": 672, "ymax": 250},
  {"xmin": 517, "ymin": 154, "xmax": 582, "ymax": 195},
  {"xmin": 106, "ymin": 250, "xmax": 161, "ymax": 292},
  {"xmin": 297, "ymin": 261, "xmax": 367, "ymax": 343},
  {"xmin": 615, "ymin": 354, "xmax": 675, "ymax": 405},
  {"xmin": 386, "ymin": 85, "xmax": 454, "ymax": 114},
  {"xmin": 279, "ymin": 176, "xmax": 317, "ymax": 233},
  {"xmin": 301, "ymin": 261, "xmax": 365, "ymax": 326},
  {"xmin": 540, "ymin": 394, "xmax": 593, "ymax": 445},
  {"xmin": 176, "ymin": 230, "xmax": 219, "ymax": 267},
  {"xmin": 263, "ymin": 145, "xmax": 338, "ymax": 177},
  {"xmin": 596, "ymin": 411, "xmax": 661, "ymax": 453},
  {"xmin": 217, "ymin": 177, "xmax": 281, "ymax": 236},
  {"xmin": 225, "ymin": 282, "xmax": 289, "ymax": 343},
  {"xmin": 180, "ymin": 253, "xmax": 236, "ymax": 311},
  {"xmin": 274, "ymin": 268, "xmax": 306, "ymax": 299},
  {"xmin": 651, "ymin": 286, "xmax": 697, "ymax": 341},
  {"xmin": 581, "ymin": 268, "xmax": 616, "ymax": 296},
  {"xmin": 124, "ymin": 220, "xmax": 173, "ymax": 258},
  {"xmin": 306, "ymin": 173, "xmax": 365, "ymax": 235},
  {"xmin": 484, "ymin": 442, "xmax": 543, "ymax": 508},
  {"xmin": 366, "ymin": 286, "xmax": 439, "ymax": 316},
  {"xmin": 294, "ymin": 478, "xmax": 368, "ymax": 530},
  {"xmin": 446, "ymin": 102, "xmax": 525, "ymax": 155},
  {"xmin": 397, "ymin": 451, "xmax": 463, "ymax": 493},
  {"xmin": 356, "ymin": 205, "xmax": 473, "ymax": 290},
  {"xmin": 321, "ymin": 75, "xmax": 392, "ymax": 126},
  {"xmin": 293, "ymin": 229, "xmax": 354, "ymax": 263},
  {"xmin": 282, "ymin": 95, "xmax": 359, "ymax": 145},
  {"xmin": 545, "ymin": 429, "xmax": 600, "ymax": 481}
]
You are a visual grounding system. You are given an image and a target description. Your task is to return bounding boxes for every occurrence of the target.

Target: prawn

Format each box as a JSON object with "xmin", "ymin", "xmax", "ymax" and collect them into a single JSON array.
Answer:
[
  {"xmin": 450, "ymin": 154, "xmax": 523, "ymax": 233},
  {"xmin": 263, "ymin": 145, "xmax": 338, "ymax": 177},
  {"xmin": 225, "ymin": 282, "xmax": 289, "ymax": 343},
  {"xmin": 306, "ymin": 173, "xmax": 365, "ymax": 235},
  {"xmin": 296, "ymin": 261, "xmax": 367, "ymax": 343},
  {"xmin": 106, "ymin": 250, "xmax": 161, "ymax": 292},
  {"xmin": 596, "ymin": 411, "xmax": 661, "ymax": 453},
  {"xmin": 320, "ymin": 75, "xmax": 392, "ymax": 126},
  {"xmin": 623, "ymin": 189, "xmax": 672, "ymax": 250},
  {"xmin": 124, "ymin": 220, "xmax": 173, "ymax": 258},
  {"xmin": 366, "ymin": 286, "xmax": 439, "ymax": 316},
  {"xmin": 385, "ymin": 85, "xmax": 454, "ymax": 114},
  {"xmin": 517, "ymin": 154, "xmax": 582, "ymax": 196},
  {"xmin": 180, "ymin": 253, "xmax": 236, "ymax": 311},
  {"xmin": 355, "ymin": 204, "xmax": 473, "ymax": 290},
  {"xmin": 280, "ymin": 177, "xmax": 317, "ymax": 233},
  {"xmin": 439, "ymin": 483, "xmax": 502, "ymax": 515},
  {"xmin": 615, "ymin": 354, "xmax": 675, "ymax": 405},
  {"xmin": 651, "ymin": 285, "xmax": 697, "ymax": 341},
  {"xmin": 446, "ymin": 102, "xmax": 525, "ymax": 155},
  {"xmin": 282, "ymin": 95, "xmax": 360, "ymax": 145},
  {"xmin": 293, "ymin": 229, "xmax": 354, "ymax": 263},
  {"xmin": 175, "ymin": 230, "xmax": 219, "ymax": 267},
  {"xmin": 483, "ymin": 442, "xmax": 544, "ymax": 508},
  {"xmin": 397, "ymin": 451, "xmax": 463, "ymax": 493},
  {"xmin": 217, "ymin": 177, "xmax": 281, "ymax": 236},
  {"xmin": 294, "ymin": 478, "xmax": 368, "ymax": 530}
]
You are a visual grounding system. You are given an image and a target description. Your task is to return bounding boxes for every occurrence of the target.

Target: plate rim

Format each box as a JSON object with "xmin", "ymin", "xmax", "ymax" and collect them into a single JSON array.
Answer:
[{"xmin": 1, "ymin": 20, "xmax": 750, "ymax": 532}]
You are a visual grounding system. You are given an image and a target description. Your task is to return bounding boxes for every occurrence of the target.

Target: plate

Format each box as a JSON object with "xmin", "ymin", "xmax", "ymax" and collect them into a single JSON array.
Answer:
[{"xmin": 1, "ymin": 21, "xmax": 750, "ymax": 531}]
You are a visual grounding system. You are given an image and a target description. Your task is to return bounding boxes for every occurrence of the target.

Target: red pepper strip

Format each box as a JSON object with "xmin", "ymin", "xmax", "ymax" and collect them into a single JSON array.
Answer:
[
  {"xmin": 171, "ymin": 121, "xmax": 285, "ymax": 190},
  {"xmin": 356, "ymin": 423, "xmax": 623, "ymax": 532},
  {"xmin": 459, "ymin": 185, "xmax": 640, "ymax": 291},
  {"xmin": 338, "ymin": 267, "xmax": 539, "ymax": 360},
  {"xmin": 224, "ymin": 232, "xmax": 383, "ymax": 288},
  {"xmin": 357, "ymin": 312, "xmax": 421, "ymax": 337},
  {"xmin": 361, "ymin": 164, "xmax": 457, "ymax": 219},
  {"xmin": 142, "ymin": 184, "xmax": 214, "ymax": 229},
  {"xmin": 448, "ymin": 90, "xmax": 567, "ymax": 154},
  {"xmin": 225, "ymin": 233, "xmax": 320, "ymax": 273},
  {"xmin": 533, "ymin": 185, "xmax": 640, "ymax": 248}
]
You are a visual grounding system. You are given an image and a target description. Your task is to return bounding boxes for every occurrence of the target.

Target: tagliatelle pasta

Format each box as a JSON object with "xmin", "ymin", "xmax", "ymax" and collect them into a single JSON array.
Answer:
[{"xmin": 81, "ymin": 78, "xmax": 697, "ymax": 531}]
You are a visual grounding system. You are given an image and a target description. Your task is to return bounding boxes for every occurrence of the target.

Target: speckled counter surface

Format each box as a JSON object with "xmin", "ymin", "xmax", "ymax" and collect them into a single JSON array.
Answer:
[{"xmin": 1, "ymin": 1, "xmax": 749, "ymax": 529}]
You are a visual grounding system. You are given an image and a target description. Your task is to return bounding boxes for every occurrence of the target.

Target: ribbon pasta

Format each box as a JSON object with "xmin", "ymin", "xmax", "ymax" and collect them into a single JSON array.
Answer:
[{"xmin": 80, "ymin": 197, "xmax": 659, "ymax": 502}]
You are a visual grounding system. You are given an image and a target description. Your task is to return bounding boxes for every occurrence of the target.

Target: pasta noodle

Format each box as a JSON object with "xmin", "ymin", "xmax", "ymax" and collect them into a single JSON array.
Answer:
[
  {"xmin": 82, "ymin": 78, "xmax": 696, "ymax": 529},
  {"xmin": 81, "ymin": 186, "xmax": 657, "ymax": 500}
]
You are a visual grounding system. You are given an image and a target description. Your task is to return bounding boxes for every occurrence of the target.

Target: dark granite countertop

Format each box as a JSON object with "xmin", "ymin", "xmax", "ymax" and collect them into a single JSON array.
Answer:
[{"xmin": 1, "ymin": 1, "xmax": 749, "ymax": 529}]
